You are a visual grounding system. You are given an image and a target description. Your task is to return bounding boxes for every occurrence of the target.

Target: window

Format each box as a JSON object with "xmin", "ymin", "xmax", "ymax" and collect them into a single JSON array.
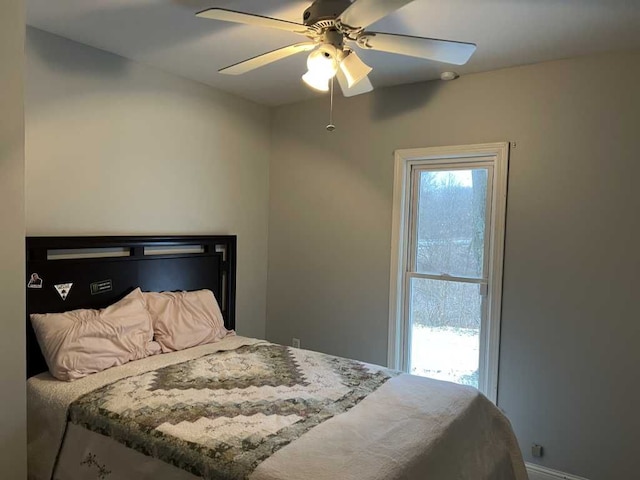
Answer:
[{"xmin": 389, "ymin": 143, "xmax": 509, "ymax": 402}]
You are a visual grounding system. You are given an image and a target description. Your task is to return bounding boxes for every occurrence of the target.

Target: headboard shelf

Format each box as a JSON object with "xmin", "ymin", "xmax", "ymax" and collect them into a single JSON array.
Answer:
[
  {"xmin": 26, "ymin": 235, "xmax": 237, "ymax": 378},
  {"xmin": 27, "ymin": 235, "xmax": 232, "ymax": 257}
]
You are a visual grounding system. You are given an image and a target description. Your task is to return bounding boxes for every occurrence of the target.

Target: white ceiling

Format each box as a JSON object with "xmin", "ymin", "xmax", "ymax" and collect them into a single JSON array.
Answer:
[{"xmin": 27, "ymin": 0, "xmax": 640, "ymax": 106}]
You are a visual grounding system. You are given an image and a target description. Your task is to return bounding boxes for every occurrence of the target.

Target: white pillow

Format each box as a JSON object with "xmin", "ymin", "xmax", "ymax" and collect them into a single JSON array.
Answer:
[
  {"xmin": 31, "ymin": 288, "xmax": 160, "ymax": 381},
  {"xmin": 143, "ymin": 289, "xmax": 232, "ymax": 352}
]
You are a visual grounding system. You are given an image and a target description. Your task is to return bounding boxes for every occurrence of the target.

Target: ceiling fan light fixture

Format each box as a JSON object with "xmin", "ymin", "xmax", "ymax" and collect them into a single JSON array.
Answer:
[
  {"xmin": 200, "ymin": 1, "xmax": 478, "ymax": 100},
  {"xmin": 306, "ymin": 46, "xmax": 339, "ymax": 78},
  {"xmin": 302, "ymin": 70, "xmax": 330, "ymax": 91},
  {"xmin": 302, "ymin": 45, "xmax": 339, "ymax": 92},
  {"xmin": 339, "ymin": 51, "xmax": 372, "ymax": 88}
]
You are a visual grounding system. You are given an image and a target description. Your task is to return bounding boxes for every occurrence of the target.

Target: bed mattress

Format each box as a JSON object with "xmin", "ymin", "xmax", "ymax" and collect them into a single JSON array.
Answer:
[{"xmin": 28, "ymin": 335, "xmax": 527, "ymax": 480}]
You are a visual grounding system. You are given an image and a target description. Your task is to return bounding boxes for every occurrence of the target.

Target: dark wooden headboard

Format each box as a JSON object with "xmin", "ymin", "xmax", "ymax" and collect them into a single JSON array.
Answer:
[{"xmin": 26, "ymin": 235, "xmax": 236, "ymax": 378}]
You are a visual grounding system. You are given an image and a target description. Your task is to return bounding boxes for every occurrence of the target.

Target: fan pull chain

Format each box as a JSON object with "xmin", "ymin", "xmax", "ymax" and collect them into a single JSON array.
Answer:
[{"xmin": 326, "ymin": 76, "xmax": 336, "ymax": 132}]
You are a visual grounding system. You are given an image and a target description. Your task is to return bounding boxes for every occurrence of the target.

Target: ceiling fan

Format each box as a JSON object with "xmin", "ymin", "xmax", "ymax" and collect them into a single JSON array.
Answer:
[{"xmin": 196, "ymin": 0, "xmax": 476, "ymax": 97}]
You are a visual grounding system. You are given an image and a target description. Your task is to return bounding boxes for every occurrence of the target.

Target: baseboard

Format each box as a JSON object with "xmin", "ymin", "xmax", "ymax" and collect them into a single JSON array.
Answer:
[{"xmin": 526, "ymin": 463, "xmax": 590, "ymax": 480}]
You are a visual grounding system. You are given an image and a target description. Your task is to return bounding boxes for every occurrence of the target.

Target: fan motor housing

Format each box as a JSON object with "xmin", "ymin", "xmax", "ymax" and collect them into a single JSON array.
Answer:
[{"xmin": 303, "ymin": 0, "xmax": 351, "ymax": 26}]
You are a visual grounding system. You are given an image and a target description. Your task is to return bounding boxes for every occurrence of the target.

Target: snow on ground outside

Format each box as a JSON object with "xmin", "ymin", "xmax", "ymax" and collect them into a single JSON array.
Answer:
[{"xmin": 410, "ymin": 325, "xmax": 479, "ymax": 387}]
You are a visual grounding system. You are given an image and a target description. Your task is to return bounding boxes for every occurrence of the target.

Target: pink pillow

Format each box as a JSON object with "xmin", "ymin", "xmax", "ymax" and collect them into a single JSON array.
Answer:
[
  {"xmin": 143, "ymin": 290, "xmax": 231, "ymax": 352},
  {"xmin": 31, "ymin": 288, "xmax": 160, "ymax": 381}
]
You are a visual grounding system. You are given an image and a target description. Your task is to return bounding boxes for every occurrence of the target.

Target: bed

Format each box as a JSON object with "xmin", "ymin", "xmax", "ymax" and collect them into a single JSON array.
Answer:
[{"xmin": 26, "ymin": 236, "xmax": 527, "ymax": 480}]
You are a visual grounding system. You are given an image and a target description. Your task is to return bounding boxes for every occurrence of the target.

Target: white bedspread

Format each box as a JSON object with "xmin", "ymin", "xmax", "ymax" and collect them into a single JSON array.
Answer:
[{"xmin": 28, "ymin": 336, "xmax": 527, "ymax": 480}]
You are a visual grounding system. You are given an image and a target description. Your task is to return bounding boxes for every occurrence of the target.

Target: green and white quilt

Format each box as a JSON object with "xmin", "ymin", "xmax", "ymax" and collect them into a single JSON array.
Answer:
[
  {"xmin": 68, "ymin": 343, "xmax": 395, "ymax": 479},
  {"xmin": 28, "ymin": 336, "xmax": 528, "ymax": 480}
]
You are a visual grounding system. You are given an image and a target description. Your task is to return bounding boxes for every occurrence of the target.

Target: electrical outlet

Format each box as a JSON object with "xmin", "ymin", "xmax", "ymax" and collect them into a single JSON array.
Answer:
[
  {"xmin": 292, "ymin": 338, "xmax": 301, "ymax": 349},
  {"xmin": 531, "ymin": 444, "xmax": 543, "ymax": 458}
]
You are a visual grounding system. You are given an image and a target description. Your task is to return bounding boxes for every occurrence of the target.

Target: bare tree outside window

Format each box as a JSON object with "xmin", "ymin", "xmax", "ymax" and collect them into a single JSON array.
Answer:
[{"xmin": 410, "ymin": 169, "xmax": 488, "ymax": 387}]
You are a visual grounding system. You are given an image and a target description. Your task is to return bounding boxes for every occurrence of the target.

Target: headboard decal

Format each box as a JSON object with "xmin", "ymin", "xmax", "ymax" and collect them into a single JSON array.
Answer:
[{"xmin": 26, "ymin": 235, "xmax": 237, "ymax": 378}]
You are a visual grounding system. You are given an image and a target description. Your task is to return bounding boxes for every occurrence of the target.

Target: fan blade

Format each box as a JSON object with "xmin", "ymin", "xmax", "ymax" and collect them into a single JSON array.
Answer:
[
  {"xmin": 337, "ymin": 70, "xmax": 374, "ymax": 97},
  {"xmin": 358, "ymin": 32, "xmax": 476, "ymax": 65},
  {"xmin": 219, "ymin": 43, "xmax": 316, "ymax": 75},
  {"xmin": 338, "ymin": 0, "xmax": 415, "ymax": 31},
  {"xmin": 196, "ymin": 8, "xmax": 311, "ymax": 35},
  {"xmin": 339, "ymin": 51, "xmax": 372, "ymax": 88}
]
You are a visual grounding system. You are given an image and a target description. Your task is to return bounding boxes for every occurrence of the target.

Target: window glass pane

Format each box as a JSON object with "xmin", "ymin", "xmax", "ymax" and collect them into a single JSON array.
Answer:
[
  {"xmin": 409, "ymin": 277, "xmax": 480, "ymax": 388},
  {"xmin": 416, "ymin": 168, "xmax": 488, "ymax": 278}
]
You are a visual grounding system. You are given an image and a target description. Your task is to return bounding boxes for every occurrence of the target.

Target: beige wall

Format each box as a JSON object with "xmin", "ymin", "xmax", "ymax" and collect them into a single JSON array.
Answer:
[
  {"xmin": 0, "ymin": 0, "xmax": 26, "ymax": 476},
  {"xmin": 25, "ymin": 28, "xmax": 271, "ymax": 339},
  {"xmin": 268, "ymin": 51, "xmax": 640, "ymax": 480}
]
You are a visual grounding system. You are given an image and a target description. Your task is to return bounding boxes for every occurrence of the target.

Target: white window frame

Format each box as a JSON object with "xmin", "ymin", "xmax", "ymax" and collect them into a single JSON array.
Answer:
[{"xmin": 388, "ymin": 142, "xmax": 509, "ymax": 402}]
